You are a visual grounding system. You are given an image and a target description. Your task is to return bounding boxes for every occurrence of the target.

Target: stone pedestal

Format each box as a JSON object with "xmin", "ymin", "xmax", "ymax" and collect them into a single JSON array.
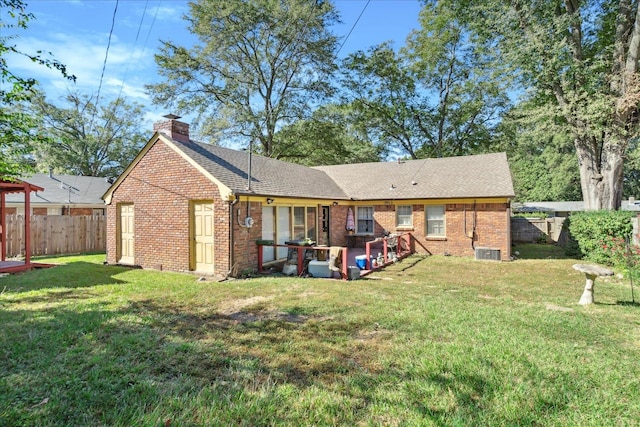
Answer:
[{"xmin": 573, "ymin": 264, "xmax": 614, "ymax": 305}]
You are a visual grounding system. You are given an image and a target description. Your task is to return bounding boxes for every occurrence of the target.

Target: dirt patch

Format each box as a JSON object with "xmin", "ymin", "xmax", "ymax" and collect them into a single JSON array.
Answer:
[
  {"xmin": 226, "ymin": 310, "xmax": 310, "ymax": 324},
  {"xmin": 298, "ymin": 291, "xmax": 321, "ymax": 298},
  {"xmin": 218, "ymin": 295, "xmax": 274, "ymax": 315},
  {"xmin": 546, "ymin": 304, "xmax": 574, "ymax": 312},
  {"xmin": 216, "ymin": 296, "xmax": 338, "ymax": 325}
]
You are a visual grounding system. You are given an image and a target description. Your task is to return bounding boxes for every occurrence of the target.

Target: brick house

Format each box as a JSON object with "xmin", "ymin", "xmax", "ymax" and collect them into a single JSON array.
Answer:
[{"xmin": 102, "ymin": 116, "xmax": 515, "ymax": 278}]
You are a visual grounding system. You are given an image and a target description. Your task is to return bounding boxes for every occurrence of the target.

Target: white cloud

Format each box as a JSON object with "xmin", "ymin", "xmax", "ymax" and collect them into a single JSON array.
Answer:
[
  {"xmin": 8, "ymin": 29, "xmax": 160, "ymax": 102},
  {"xmin": 150, "ymin": 4, "xmax": 188, "ymax": 23},
  {"xmin": 5, "ymin": 0, "xmax": 192, "ymax": 107}
]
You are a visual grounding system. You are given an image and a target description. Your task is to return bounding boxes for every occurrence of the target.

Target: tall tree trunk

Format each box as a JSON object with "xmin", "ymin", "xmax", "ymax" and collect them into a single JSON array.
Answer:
[
  {"xmin": 576, "ymin": 137, "xmax": 625, "ymax": 210},
  {"xmin": 600, "ymin": 139, "xmax": 625, "ymax": 210},
  {"xmin": 576, "ymin": 140, "xmax": 602, "ymax": 210}
]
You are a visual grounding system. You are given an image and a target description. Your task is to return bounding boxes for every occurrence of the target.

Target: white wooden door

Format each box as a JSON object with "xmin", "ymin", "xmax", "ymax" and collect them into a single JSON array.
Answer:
[
  {"xmin": 119, "ymin": 204, "xmax": 135, "ymax": 265},
  {"xmin": 193, "ymin": 202, "xmax": 214, "ymax": 273}
]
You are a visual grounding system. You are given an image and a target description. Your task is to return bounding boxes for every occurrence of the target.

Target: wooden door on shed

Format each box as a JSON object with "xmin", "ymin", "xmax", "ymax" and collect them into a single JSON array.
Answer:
[
  {"xmin": 118, "ymin": 203, "xmax": 135, "ymax": 265},
  {"xmin": 192, "ymin": 201, "xmax": 214, "ymax": 273}
]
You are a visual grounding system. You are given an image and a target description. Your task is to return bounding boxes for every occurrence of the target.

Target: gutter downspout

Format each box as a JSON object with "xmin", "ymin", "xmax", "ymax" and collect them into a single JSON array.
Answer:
[{"xmin": 226, "ymin": 194, "xmax": 239, "ymax": 279}]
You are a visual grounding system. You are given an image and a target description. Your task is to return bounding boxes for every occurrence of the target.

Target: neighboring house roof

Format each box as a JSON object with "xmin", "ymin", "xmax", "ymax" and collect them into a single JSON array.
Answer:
[
  {"xmin": 514, "ymin": 201, "xmax": 585, "ymax": 213},
  {"xmin": 514, "ymin": 200, "xmax": 640, "ymax": 213},
  {"xmin": 5, "ymin": 173, "xmax": 110, "ymax": 205},
  {"xmin": 314, "ymin": 152, "xmax": 515, "ymax": 200}
]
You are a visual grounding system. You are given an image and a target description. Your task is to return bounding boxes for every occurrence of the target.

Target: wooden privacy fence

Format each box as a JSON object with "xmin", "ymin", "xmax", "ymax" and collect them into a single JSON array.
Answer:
[
  {"xmin": 511, "ymin": 217, "xmax": 569, "ymax": 245},
  {"xmin": 3, "ymin": 215, "xmax": 106, "ymax": 257}
]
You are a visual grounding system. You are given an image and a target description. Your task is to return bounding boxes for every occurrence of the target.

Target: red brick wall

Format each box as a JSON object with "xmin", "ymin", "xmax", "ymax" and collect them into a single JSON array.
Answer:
[
  {"xmin": 106, "ymin": 142, "xmax": 511, "ymax": 277},
  {"xmin": 231, "ymin": 200, "xmax": 263, "ymax": 275},
  {"xmin": 330, "ymin": 205, "xmax": 348, "ymax": 246},
  {"xmin": 368, "ymin": 202, "xmax": 511, "ymax": 260},
  {"xmin": 33, "ymin": 208, "xmax": 47, "ymax": 215},
  {"xmin": 68, "ymin": 208, "xmax": 96, "ymax": 216},
  {"xmin": 106, "ymin": 139, "xmax": 230, "ymax": 277}
]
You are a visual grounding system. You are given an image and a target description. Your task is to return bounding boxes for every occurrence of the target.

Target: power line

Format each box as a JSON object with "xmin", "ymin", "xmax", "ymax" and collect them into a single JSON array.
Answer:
[
  {"xmin": 262, "ymin": 0, "xmax": 372, "ymax": 164},
  {"xmin": 246, "ymin": 0, "xmax": 369, "ymax": 180},
  {"xmin": 115, "ymin": 0, "xmax": 150, "ymax": 102},
  {"xmin": 94, "ymin": 0, "xmax": 119, "ymax": 113},
  {"xmin": 115, "ymin": 0, "xmax": 161, "ymax": 103},
  {"xmin": 336, "ymin": 0, "xmax": 370, "ymax": 57}
]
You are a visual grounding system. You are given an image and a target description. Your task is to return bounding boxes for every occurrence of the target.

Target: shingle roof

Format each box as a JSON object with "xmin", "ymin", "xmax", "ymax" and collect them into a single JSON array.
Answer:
[
  {"xmin": 313, "ymin": 152, "xmax": 515, "ymax": 200},
  {"xmin": 163, "ymin": 135, "xmax": 514, "ymax": 201},
  {"xmin": 6, "ymin": 173, "xmax": 111, "ymax": 205},
  {"xmin": 171, "ymin": 139, "xmax": 350, "ymax": 199}
]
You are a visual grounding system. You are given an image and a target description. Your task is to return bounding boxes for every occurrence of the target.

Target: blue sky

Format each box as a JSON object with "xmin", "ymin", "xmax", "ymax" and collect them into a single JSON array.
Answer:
[{"xmin": 5, "ymin": 0, "xmax": 422, "ymax": 127}]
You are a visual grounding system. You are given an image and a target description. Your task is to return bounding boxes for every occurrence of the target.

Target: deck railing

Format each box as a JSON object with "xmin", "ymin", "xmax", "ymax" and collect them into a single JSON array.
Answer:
[
  {"xmin": 363, "ymin": 232, "xmax": 413, "ymax": 270},
  {"xmin": 256, "ymin": 232, "xmax": 413, "ymax": 279}
]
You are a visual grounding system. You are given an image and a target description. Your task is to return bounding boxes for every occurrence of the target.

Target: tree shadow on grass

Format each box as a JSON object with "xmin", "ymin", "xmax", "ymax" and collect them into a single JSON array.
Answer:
[
  {"xmin": 1, "ymin": 289, "xmax": 600, "ymax": 426},
  {"xmin": 616, "ymin": 300, "xmax": 640, "ymax": 307}
]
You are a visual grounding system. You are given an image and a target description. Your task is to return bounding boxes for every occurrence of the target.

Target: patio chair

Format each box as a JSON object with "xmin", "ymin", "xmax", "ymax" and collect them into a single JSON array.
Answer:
[{"xmin": 383, "ymin": 231, "xmax": 398, "ymax": 254}]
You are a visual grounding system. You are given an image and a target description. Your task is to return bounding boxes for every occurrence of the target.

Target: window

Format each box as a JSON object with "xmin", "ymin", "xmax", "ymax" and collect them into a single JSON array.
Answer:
[
  {"xmin": 272, "ymin": 206, "xmax": 318, "ymax": 255},
  {"xmin": 426, "ymin": 205, "xmax": 445, "ymax": 237},
  {"xmin": 357, "ymin": 206, "xmax": 374, "ymax": 233},
  {"xmin": 306, "ymin": 207, "xmax": 317, "ymax": 240},
  {"xmin": 293, "ymin": 207, "xmax": 306, "ymax": 240},
  {"xmin": 396, "ymin": 205, "xmax": 413, "ymax": 228}
]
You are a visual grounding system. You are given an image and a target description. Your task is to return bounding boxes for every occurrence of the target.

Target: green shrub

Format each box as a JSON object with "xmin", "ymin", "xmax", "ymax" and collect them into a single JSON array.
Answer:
[{"xmin": 566, "ymin": 210, "xmax": 635, "ymax": 266}]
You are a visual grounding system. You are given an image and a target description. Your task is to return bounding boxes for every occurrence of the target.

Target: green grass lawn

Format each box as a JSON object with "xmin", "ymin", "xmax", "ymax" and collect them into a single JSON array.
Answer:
[{"xmin": 1, "ymin": 246, "xmax": 639, "ymax": 426}]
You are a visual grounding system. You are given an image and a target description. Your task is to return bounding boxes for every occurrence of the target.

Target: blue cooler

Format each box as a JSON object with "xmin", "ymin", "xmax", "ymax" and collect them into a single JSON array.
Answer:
[{"xmin": 355, "ymin": 255, "xmax": 367, "ymax": 270}]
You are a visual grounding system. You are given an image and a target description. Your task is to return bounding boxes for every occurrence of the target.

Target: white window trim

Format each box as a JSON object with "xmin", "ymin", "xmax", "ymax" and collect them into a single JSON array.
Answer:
[
  {"xmin": 356, "ymin": 206, "xmax": 374, "ymax": 234},
  {"xmin": 426, "ymin": 205, "xmax": 446, "ymax": 237},
  {"xmin": 396, "ymin": 205, "xmax": 413, "ymax": 228}
]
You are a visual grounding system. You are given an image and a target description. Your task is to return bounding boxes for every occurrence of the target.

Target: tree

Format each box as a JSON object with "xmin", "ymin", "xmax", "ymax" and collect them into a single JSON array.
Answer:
[
  {"xmin": 147, "ymin": 0, "xmax": 339, "ymax": 157},
  {"xmin": 496, "ymin": 101, "xmax": 582, "ymax": 202},
  {"xmin": 405, "ymin": 3, "xmax": 510, "ymax": 157},
  {"xmin": 275, "ymin": 104, "xmax": 382, "ymax": 166},
  {"xmin": 0, "ymin": 0, "xmax": 74, "ymax": 177},
  {"xmin": 436, "ymin": 0, "xmax": 640, "ymax": 210},
  {"xmin": 340, "ymin": 44, "xmax": 428, "ymax": 159},
  {"xmin": 339, "ymin": 4, "xmax": 509, "ymax": 160},
  {"xmin": 27, "ymin": 91, "xmax": 147, "ymax": 177}
]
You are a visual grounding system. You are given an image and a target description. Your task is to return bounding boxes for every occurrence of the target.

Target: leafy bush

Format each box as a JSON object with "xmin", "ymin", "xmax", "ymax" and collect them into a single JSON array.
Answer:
[
  {"xmin": 566, "ymin": 210, "xmax": 635, "ymax": 265},
  {"xmin": 600, "ymin": 236, "xmax": 640, "ymax": 270}
]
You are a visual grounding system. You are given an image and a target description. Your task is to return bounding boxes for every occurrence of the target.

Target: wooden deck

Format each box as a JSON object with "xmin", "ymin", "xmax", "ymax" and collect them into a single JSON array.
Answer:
[
  {"xmin": 0, "ymin": 260, "xmax": 55, "ymax": 274},
  {"xmin": 256, "ymin": 232, "xmax": 413, "ymax": 279}
]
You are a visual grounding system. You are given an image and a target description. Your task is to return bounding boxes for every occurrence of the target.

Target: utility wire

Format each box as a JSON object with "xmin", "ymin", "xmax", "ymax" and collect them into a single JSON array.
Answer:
[
  {"xmin": 95, "ymin": 0, "xmax": 119, "ymax": 110},
  {"xmin": 90, "ymin": 0, "xmax": 119, "ymax": 134},
  {"xmin": 336, "ymin": 0, "xmax": 370, "ymax": 57},
  {"xmin": 259, "ymin": 0, "xmax": 371, "ymax": 168},
  {"xmin": 115, "ymin": 0, "xmax": 161, "ymax": 103},
  {"xmin": 141, "ymin": 1, "xmax": 162, "ymax": 56},
  {"xmin": 115, "ymin": 0, "xmax": 150, "ymax": 102}
]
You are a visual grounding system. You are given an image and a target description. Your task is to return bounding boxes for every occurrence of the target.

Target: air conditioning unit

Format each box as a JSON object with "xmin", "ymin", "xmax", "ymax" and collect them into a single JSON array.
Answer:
[{"xmin": 475, "ymin": 247, "xmax": 501, "ymax": 261}]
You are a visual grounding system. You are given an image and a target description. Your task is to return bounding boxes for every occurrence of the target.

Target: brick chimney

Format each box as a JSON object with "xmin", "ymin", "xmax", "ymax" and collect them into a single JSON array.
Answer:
[{"xmin": 153, "ymin": 114, "xmax": 190, "ymax": 143}]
